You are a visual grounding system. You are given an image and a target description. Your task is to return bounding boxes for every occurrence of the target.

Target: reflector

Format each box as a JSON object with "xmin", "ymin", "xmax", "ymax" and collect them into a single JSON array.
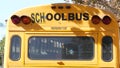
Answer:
[
  {"xmin": 91, "ymin": 15, "xmax": 101, "ymax": 24},
  {"xmin": 102, "ymin": 16, "xmax": 111, "ymax": 25},
  {"xmin": 11, "ymin": 15, "xmax": 20, "ymax": 24},
  {"xmin": 21, "ymin": 15, "xmax": 31, "ymax": 24}
]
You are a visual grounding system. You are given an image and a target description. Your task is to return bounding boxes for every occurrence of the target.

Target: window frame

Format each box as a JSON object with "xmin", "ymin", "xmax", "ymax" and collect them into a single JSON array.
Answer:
[
  {"xmin": 28, "ymin": 36, "xmax": 95, "ymax": 60},
  {"xmin": 9, "ymin": 35, "xmax": 21, "ymax": 61},
  {"xmin": 102, "ymin": 36, "xmax": 113, "ymax": 62}
]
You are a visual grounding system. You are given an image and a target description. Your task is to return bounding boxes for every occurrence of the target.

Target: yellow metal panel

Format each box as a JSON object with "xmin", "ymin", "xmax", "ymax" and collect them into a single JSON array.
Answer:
[{"xmin": 4, "ymin": 3, "xmax": 119, "ymax": 68}]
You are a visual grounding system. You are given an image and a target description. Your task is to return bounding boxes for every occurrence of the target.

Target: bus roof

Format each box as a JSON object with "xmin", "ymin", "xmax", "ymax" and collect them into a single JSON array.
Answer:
[{"xmin": 7, "ymin": 3, "xmax": 118, "ymax": 32}]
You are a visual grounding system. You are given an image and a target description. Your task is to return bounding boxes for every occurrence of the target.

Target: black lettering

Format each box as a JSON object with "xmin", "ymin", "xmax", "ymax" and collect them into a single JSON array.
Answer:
[
  {"xmin": 46, "ymin": 13, "xmax": 53, "ymax": 21},
  {"xmin": 54, "ymin": 13, "xmax": 61, "ymax": 21},
  {"xmin": 76, "ymin": 13, "xmax": 82, "ymax": 20},
  {"xmin": 36, "ymin": 13, "xmax": 40, "ymax": 23},
  {"xmin": 83, "ymin": 13, "xmax": 89, "ymax": 20},
  {"xmin": 31, "ymin": 13, "xmax": 35, "ymax": 23},
  {"xmin": 62, "ymin": 13, "xmax": 67, "ymax": 20},
  {"xmin": 68, "ymin": 13, "xmax": 74, "ymax": 20},
  {"xmin": 40, "ymin": 13, "xmax": 45, "ymax": 22}
]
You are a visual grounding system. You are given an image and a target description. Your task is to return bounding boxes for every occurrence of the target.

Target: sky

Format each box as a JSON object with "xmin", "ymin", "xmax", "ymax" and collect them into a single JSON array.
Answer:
[{"xmin": 0, "ymin": 0, "xmax": 70, "ymax": 40}]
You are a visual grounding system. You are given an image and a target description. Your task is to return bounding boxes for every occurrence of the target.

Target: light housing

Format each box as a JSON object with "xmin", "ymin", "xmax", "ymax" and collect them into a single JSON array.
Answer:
[
  {"xmin": 11, "ymin": 15, "xmax": 20, "ymax": 24},
  {"xmin": 21, "ymin": 15, "xmax": 31, "ymax": 25},
  {"xmin": 51, "ymin": 6, "xmax": 56, "ymax": 9},
  {"xmin": 91, "ymin": 15, "xmax": 101, "ymax": 24},
  {"xmin": 66, "ymin": 6, "xmax": 71, "ymax": 9},
  {"xmin": 102, "ymin": 16, "xmax": 111, "ymax": 25}
]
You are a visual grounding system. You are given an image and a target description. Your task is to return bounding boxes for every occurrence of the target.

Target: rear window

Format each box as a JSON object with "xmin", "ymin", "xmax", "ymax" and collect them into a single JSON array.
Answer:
[
  {"xmin": 10, "ymin": 35, "xmax": 21, "ymax": 61},
  {"xmin": 28, "ymin": 36, "xmax": 94, "ymax": 60},
  {"xmin": 102, "ymin": 36, "xmax": 113, "ymax": 62}
]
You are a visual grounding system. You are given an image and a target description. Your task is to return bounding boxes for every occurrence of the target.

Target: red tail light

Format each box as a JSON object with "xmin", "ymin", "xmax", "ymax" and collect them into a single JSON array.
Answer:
[
  {"xmin": 91, "ymin": 15, "xmax": 101, "ymax": 24},
  {"xmin": 102, "ymin": 16, "xmax": 111, "ymax": 25},
  {"xmin": 11, "ymin": 15, "xmax": 20, "ymax": 24},
  {"xmin": 21, "ymin": 16, "xmax": 31, "ymax": 25}
]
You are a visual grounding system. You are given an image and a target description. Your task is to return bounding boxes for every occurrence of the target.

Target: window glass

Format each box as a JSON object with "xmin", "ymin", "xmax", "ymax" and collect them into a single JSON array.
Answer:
[
  {"xmin": 10, "ymin": 35, "xmax": 21, "ymax": 60},
  {"xmin": 28, "ymin": 36, "xmax": 94, "ymax": 60},
  {"xmin": 102, "ymin": 36, "xmax": 113, "ymax": 62}
]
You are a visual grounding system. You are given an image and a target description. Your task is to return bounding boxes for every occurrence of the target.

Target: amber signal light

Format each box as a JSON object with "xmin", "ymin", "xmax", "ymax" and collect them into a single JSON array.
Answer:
[
  {"xmin": 11, "ymin": 15, "xmax": 31, "ymax": 25},
  {"xmin": 91, "ymin": 15, "xmax": 101, "ymax": 24},
  {"xmin": 21, "ymin": 16, "xmax": 31, "ymax": 25},
  {"xmin": 91, "ymin": 15, "xmax": 111, "ymax": 25}
]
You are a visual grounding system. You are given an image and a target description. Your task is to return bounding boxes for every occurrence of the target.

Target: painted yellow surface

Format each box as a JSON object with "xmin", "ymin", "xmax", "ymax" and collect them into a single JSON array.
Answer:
[{"xmin": 4, "ymin": 3, "xmax": 119, "ymax": 68}]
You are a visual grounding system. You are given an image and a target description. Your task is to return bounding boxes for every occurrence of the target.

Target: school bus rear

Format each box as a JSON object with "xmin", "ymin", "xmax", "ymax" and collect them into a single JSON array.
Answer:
[{"xmin": 4, "ymin": 3, "xmax": 119, "ymax": 68}]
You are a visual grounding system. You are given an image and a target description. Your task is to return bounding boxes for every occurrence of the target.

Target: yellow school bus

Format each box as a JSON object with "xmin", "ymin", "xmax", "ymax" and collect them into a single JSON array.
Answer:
[{"xmin": 4, "ymin": 3, "xmax": 119, "ymax": 68}]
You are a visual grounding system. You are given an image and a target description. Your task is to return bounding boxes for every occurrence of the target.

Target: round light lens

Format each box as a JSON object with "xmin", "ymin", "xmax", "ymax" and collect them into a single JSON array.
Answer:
[
  {"xmin": 11, "ymin": 15, "xmax": 20, "ymax": 24},
  {"xmin": 102, "ymin": 16, "xmax": 111, "ymax": 25},
  {"xmin": 21, "ymin": 16, "xmax": 31, "ymax": 25},
  {"xmin": 91, "ymin": 15, "xmax": 101, "ymax": 24}
]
